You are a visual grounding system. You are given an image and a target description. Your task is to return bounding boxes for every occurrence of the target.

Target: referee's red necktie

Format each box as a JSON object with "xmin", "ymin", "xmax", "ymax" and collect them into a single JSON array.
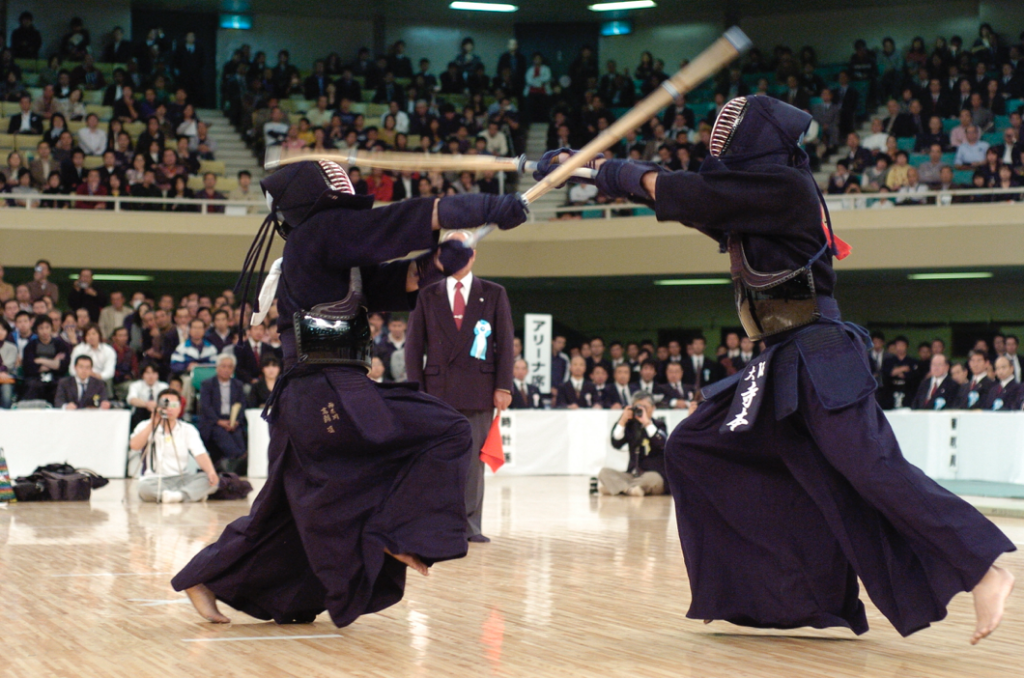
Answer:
[{"xmin": 453, "ymin": 281, "xmax": 465, "ymax": 331}]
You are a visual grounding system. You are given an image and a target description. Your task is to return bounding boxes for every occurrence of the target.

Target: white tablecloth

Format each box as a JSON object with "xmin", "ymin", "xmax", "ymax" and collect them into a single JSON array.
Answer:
[
  {"xmin": 0, "ymin": 410, "xmax": 131, "ymax": 479},
  {"xmin": 244, "ymin": 409, "xmax": 1024, "ymax": 484}
]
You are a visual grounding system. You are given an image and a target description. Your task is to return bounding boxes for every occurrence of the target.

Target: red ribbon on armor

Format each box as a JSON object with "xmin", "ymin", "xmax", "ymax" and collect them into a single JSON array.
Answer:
[{"xmin": 821, "ymin": 205, "xmax": 852, "ymax": 260}]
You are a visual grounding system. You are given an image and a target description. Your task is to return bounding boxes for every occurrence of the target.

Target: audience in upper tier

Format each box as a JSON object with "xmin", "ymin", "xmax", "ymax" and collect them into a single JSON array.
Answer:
[{"xmin": 6, "ymin": 17, "xmax": 1023, "ymax": 210}]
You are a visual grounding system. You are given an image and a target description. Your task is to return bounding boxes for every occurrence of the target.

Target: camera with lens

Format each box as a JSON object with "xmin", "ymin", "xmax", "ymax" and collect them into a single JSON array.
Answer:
[{"xmin": 631, "ymin": 405, "xmax": 645, "ymax": 419}]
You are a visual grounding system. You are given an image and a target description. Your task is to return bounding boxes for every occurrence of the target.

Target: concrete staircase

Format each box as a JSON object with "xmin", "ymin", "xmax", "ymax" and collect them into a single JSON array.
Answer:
[{"xmin": 197, "ymin": 108, "xmax": 263, "ymax": 179}]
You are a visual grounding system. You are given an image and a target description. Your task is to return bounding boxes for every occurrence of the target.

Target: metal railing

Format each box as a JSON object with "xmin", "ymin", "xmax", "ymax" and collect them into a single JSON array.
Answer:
[{"xmin": 3, "ymin": 185, "xmax": 1021, "ymax": 219}]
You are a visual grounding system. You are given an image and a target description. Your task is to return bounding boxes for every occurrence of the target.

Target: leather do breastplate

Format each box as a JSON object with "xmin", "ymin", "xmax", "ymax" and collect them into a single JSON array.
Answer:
[
  {"xmin": 728, "ymin": 234, "xmax": 824, "ymax": 341},
  {"xmin": 293, "ymin": 268, "xmax": 372, "ymax": 370}
]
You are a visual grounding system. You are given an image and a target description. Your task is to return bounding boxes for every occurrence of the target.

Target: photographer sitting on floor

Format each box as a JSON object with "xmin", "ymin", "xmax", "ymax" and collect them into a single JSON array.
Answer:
[
  {"xmin": 598, "ymin": 392, "xmax": 667, "ymax": 496},
  {"xmin": 129, "ymin": 388, "xmax": 219, "ymax": 503}
]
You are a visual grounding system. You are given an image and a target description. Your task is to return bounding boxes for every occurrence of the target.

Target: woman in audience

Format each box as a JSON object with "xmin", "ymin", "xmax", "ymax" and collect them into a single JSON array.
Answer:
[
  {"xmin": 126, "ymin": 302, "xmax": 152, "ymax": 353},
  {"xmin": 326, "ymin": 114, "xmax": 345, "ymax": 146},
  {"xmin": 248, "ymin": 355, "xmax": 281, "ymax": 409},
  {"xmin": 310, "ymin": 127, "xmax": 331, "ymax": 154},
  {"xmin": 393, "ymin": 133, "xmax": 409, "ymax": 153},
  {"xmin": 175, "ymin": 136, "xmax": 200, "ymax": 175},
  {"xmin": 47, "ymin": 113, "xmax": 68, "ymax": 144},
  {"xmin": 635, "ymin": 51, "xmax": 654, "ymax": 82},
  {"xmin": 993, "ymin": 164, "xmax": 1021, "ymax": 201},
  {"xmin": 60, "ymin": 311, "xmax": 81, "ymax": 346},
  {"xmin": 324, "ymin": 52, "xmax": 343, "ymax": 76},
  {"xmin": 379, "ymin": 114, "xmax": 398, "ymax": 147},
  {"xmin": 916, "ymin": 116, "xmax": 949, "ymax": 152},
  {"xmin": 126, "ymin": 153, "xmax": 147, "ymax": 185},
  {"xmin": 107, "ymin": 120, "xmax": 125, "ymax": 152},
  {"xmin": 142, "ymin": 140, "xmax": 162, "ymax": 170},
  {"xmin": 281, "ymin": 125, "xmax": 307, "ymax": 151},
  {"xmin": 176, "ymin": 104, "xmax": 200, "ymax": 144},
  {"xmin": 40, "ymin": 171, "xmax": 66, "ymax": 208},
  {"xmin": 905, "ymin": 37, "xmax": 929, "ymax": 73},
  {"xmin": 0, "ymin": 322, "xmax": 16, "ymax": 409},
  {"xmin": 106, "ymin": 174, "xmax": 125, "ymax": 209},
  {"xmin": 155, "ymin": 149, "xmax": 187, "ymax": 191},
  {"xmin": 70, "ymin": 323, "xmax": 117, "ymax": 388},
  {"xmin": 2, "ymin": 151, "xmax": 24, "ymax": 188},
  {"xmin": 295, "ymin": 118, "xmax": 315, "ymax": 146},
  {"xmin": 165, "ymin": 174, "xmax": 196, "ymax": 212},
  {"xmin": 985, "ymin": 79, "xmax": 1006, "ymax": 116},
  {"xmin": 59, "ymin": 87, "xmax": 86, "ymax": 121}
]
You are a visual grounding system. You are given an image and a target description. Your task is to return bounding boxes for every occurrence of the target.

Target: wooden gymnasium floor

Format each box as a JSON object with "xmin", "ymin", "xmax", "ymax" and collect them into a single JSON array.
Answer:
[{"xmin": 1, "ymin": 476, "xmax": 1021, "ymax": 678}]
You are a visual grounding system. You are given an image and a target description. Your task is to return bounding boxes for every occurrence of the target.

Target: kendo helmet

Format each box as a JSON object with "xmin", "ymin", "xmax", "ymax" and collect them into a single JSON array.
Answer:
[
  {"xmin": 709, "ymin": 96, "xmax": 813, "ymax": 169},
  {"xmin": 259, "ymin": 160, "xmax": 373, "ymax": 238}
]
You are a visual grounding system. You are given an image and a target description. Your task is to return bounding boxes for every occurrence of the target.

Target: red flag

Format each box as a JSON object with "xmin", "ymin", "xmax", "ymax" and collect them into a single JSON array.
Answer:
[
  {"xmin": 820, "ymin": 205, "xmax": 852, "ymax": 260},
  {"xmin": 480, "ymin": 414, "xmax": 504, "ymax": 473}
]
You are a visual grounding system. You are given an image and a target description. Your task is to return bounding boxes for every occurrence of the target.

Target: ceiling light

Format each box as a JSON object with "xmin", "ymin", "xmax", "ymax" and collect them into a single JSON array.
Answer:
[
  {"xmin": 907, "ymin": 272, "xmax": 993, "ymax": 281},
  {"xmin": 589, "ymin": 1, "xmax": 657, "ymax": 11},
  {"xmin": 69, "ymin": 273, "xmax": 155, "ymax": 282},
  {"xmin": 653, "ymin": 278, "xmax": 731, "ymax": 286},
  {"xmin": 449, "ymin": 1, "xmax": 519, "ymax": 11}
]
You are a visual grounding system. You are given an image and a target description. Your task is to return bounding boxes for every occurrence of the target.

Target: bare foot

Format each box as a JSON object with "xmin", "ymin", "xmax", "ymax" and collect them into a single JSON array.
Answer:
[
  {"xmin": 185, "ymin": 584, "xmax": 231, "ymax": 624},
  {"xmin": 703, "ymin": 619, "xmax": 713, "ymax": 625},
  {"xmin": 385, "ymin": 548, "xmax": 429, "ymax": 576},
  {"xmin": 970, "ymin": 565, "xmax": 1014, "ymax": 645}
]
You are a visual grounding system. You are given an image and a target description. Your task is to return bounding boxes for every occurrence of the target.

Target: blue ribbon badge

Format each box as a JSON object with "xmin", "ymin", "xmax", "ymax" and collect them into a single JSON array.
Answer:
[
  {"xmin": 471, "ymin": 319, "xmax": 491, "ymax": 360},
  {"xmin": 993, "ymin": 398, "xmax": 1003, "ymax": 410},
  {"xmin": 933, "ymin": 397, "xmax": 945, "ymax": 410},
  {"xmin": 967, "ymin": 390, "xmax": 980, "ymax": 408}
]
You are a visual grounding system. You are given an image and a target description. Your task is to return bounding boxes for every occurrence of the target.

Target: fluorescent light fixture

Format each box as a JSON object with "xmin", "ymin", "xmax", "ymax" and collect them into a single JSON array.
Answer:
[
  {"xmin": 589, "ymin": 0, "xmax": 657, "ymax": 11},
  {"xmin": 69, "ymin": 273, "xmax": 155, "ymax": 282},
  {"xmin": 907, "ymin": 272, "xmax": 993, "ymax": 281},
  {"xmin": 601, "ymin": 20, "xmax": 634, "ymax": 36},
  {"xmin": 219, "ymin": 13, "xmax": 252, "ymax": 29},
  {"xmin": 654, "ymin": 278, "xmax": 731, "ymax": 286},
  {"xmin": 449, "ymin": 1, "xmax": 519, "ymax": 11}
]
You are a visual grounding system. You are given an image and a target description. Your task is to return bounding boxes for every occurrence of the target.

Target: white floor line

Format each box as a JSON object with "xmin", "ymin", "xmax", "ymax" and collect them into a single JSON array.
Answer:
[
  {"xmin": 182, "ymin": 634, "xmax": 342, "ymax": 643},
  {"xmin": 47, "ymin": 572, "xmax": 173, "ymax": 577},
  {"xmin": 128, "ymin": 599, "xmax": 192, "ymax": 606}
]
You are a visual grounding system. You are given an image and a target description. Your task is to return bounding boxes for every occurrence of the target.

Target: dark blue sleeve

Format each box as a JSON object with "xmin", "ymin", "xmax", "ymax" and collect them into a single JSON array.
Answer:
[
  {"xmin": 308, "ymin": 198, "xmax": 437, "ymax": 271},
  {"xmin": 361, "ymin": 261, "xmax": 416, "ymax": 313},
  {"xmin": 653, "ymin": 166, "xmax": 813, "ymax": 235}
]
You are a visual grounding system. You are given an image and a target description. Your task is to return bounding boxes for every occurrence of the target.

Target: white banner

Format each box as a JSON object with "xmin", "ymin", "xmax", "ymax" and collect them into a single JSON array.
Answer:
[
  {"xmin": 498, "ymin": 410, "xmax": 516, "ymax": 467},
  {"xmin": 524, "ymin": 313, "xmax": 553, "ymax": 393}
]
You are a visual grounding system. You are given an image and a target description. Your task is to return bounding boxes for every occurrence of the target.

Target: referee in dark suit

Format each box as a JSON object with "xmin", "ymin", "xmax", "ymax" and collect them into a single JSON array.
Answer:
[{"xmin": 406, "ymin": 230, "xmax": 515, "ymax": 543}]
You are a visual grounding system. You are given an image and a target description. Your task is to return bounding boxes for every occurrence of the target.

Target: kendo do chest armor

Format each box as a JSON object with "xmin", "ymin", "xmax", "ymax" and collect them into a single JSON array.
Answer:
[
  {"xmin": 293, "ymin": 268, "xmax": 373, "ymax": 370},
  {"xmin": 728, "ymin": 235, "xmax": 827, "ymax": 342}
]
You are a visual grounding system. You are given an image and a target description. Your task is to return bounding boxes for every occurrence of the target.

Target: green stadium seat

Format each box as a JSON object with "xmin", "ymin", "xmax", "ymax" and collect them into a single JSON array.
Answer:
[
  {"xmin": 942, "ymin": 153, "xmax": 955, "ymax": 165},
  {"xmin": 0, "ymin": 134, "xmax": 16, "ymax": 149},
  {"xmin": 1006, "ymin": 99, "xmax": 1022, "ymax": 113},
  {"xmin": 993, "ymin": 115, "xmax": 1009, "ymax": 131},
  {"xmin": 85, "ymin": 105, "xmax": 113, "ymax": 121},
  {"xmin": 908, "ymin": 153, "xmax": 927, "ymax": 167},
  {"xmin": 125, "ymin": 122, "xmax": 145, "ymax": 137},
  {"xmin": 366, "ymin": 103, "xmax": 388, "ymax": 117},
  {"xmin": 942, "ymin": 119, "xmax": 959, "ymax": 133},
  {"xmin": 83, "ymin": 90, "xmax": 104, "ymax": 105},
  {"xmin": 191, "ymin": 365, "xmax": 217, "ymax": 394},
  {"xmin": 896, "ymin": 137, "xmax": 915, "ymax": 151},
  {"xmin": 199, "ymin": 160, "xmax": 226, "ymax": 176},
  {"xmin": 981, "ymin": 132, "xmax": 1002, "ymax": 146},
  {"xmin": 953, "ymin": 169, "xmax": 976, "ymax": 185},
  {"xmin": 69, "ymin": 121, "xmax": 86, "ymax": 134},
  {"xmin": 13, "ymin": 134, "xmax": 42, "ymax": 152},
  {"xmin": 83, "ymin": 156, "xmax": 104, "ymax": 169}
]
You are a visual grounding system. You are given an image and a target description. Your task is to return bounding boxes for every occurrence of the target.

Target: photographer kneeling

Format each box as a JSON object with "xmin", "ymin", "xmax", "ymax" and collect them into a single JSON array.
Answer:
[
  {"xmin": 598, "ymin": 392, "xmax": 667, "ymax": 496},
  {"xmin": 129, "ymin": 388, "xmax": 219, "ymax": 503}
]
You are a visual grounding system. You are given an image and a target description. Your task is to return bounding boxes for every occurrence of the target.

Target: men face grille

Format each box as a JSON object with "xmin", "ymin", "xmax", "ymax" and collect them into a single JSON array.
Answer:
[{"xmin": 710, "ymin": 97, "xmax": 749, "ymax": 157}]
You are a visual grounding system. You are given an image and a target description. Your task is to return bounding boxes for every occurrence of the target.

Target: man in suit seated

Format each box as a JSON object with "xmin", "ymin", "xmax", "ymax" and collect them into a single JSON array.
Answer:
[
  {"xmin": 597, "ymin": 393, "xmax": 667, "ymax": 496},
  {"xmin": 556, "ymin": 355, "xmax": 600, "ymax": 409},
  {"xmin": 7, "ymin": 94, "xmax": 43, "ymax": 134},
  {"xmin": 982, "ymin": 357, "xmax": 1020, "ymax": 411},
  {"xmin": 590, "ymin": 364, "xmax": 617, "ymax": 408},
  {"xmin": 632, "ymin": 358, "xmax": 672, "ymax": 409},
  {"xmin": 198, "ymin": 354, "xmax": 247, "ymax": 471},
  {"xmin": 910, "ymin": 353, "xmax": 958, "ymax": 410},
  {"xmin": 510, "ymin": 358, "xmax": 542, "ymax": 409},
  {"xmin": 682, "ymin": 336, "xmax": 723, "ymax": 392},
  {"xmin": 954, "ymin": 350, "xmax": 993, "ymax": 409},
  {"xmin": 607, "ymin": 364, "xmax": 634, "ymax": 410},
  {"xmin": 55, "ymin": 355, "xmax": 111, "ymax": 409},
  {"xmin": 662, "ymin": 362, "xmax": 695, "ymax": 410},
  {"xmin": 234, "ymin": 321, "xmax": 274, "ymax": 385}
]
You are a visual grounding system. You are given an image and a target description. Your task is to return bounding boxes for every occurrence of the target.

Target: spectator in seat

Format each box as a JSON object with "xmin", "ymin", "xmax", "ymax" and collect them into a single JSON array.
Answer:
[
  {"xmin": 69, "ymin": 322, "xmax": 116, "ymax": 387},
  {"xmin": 842, "ymin": 132, "xmax": 873, "ymax": 175},
  {"xmin": 113, "ymin": 85, "xmax": 139, "ymax": 123},
  {"xmin": 104, "ymin": 27, "xmax": 133, "ymax": 64},
  {"xmin": 663, "ymin": 362, "xmax": 694, "ymax": 410},
  {"xmin": 949, "ymin": 109, "xmax": 973, "ymax": 148},
  {"xmin": 896, "ymin": 167, "xmax": 928, "ymax": 204},
  {"xmin": 228, "ymin": 170, "xmax": 262, "ymax": 213},
  {"xmin": 61, "ymin": 148, "xmax": 88, "ymax": 193},
  {"xmin": 599, "ymin": 393, "xmax": 667, "ymax": 496},
  {"xmin": 55, "ymin": 354, "xmax": 110, "ymax": 409},
  {"xmin": 74, "ymin": 169, "xmax": 108, "ymax": 209},
  {"xmin": 632, "ymin": 358, "xmax": 670, "ymax": 408},
  {"xmin": 556, "ymin": 355, "xmax": 600, "ymax": 409},
  {"xmin": 862, "ymin": 118, "xmax": 891, "ymax": 153},
  {"xmin": 968, "ymin": 92, "xmax": 994, "ymax": 133},
  {"xmin": 29, "ymin": 141, "xmax": 56, "ymax": 189},
  {"xmin": 509, "ymin": 358, "xmax": 542, "ymax": 409},
  {"xmin": 199, "ymin": 353, "xmax": 247, "ymax": 470},
  {"xmin": 11, "ymin": 12, "xmax": 42, "ymax": 59},
  {"xmin": 97, "ymin": 289, "xmax": 130, "ymax": 340},
  {"xmin": 130, "ymin": 168, "xmax": 162, "ymax": 208},
  {"xmin": 0, "ymin": 323, "xmax": 16, "ymax": 409},
  {"xmin": 586, "ymin": 337, "xmax": 613, "ymax": 381},
  {"xmin": 982, "ymin": 357, "xmax": 1019, "ymax": 411},
  {"xmin": 954, "ymin": 350, "xmax": 993, "ymax": 409},
  {"xmin": 590, "ymin": 364, "xmax": 615, "ymax": 408},
  {"xmin": 109, "ymin": 326, "xmax": 137, "ymax": 400},
  {"xmin": 195, "ymin": 172, "xmax": 226, "ymax": 213},
  {"xmin": 170, "ymin": 318, "xmax": 218, "ymax": 376},
  {"xmin": 130, "ymin": 388, "xmax": 218, "ymax": 503},
  {"xmin": 22, "ymin": 316, "xmax": 71, "ymax": 403},
  {"xmin": 68, "ymin": 269, "xmax": 105, "ymax": 322},
  {"xmin": 25, "ymin": 260, "xmax": 58, "ymax": 306},
  {"xmin": 911, "ymin": 353, "xmax": 957, "ymax": 410},
  {"xmin": 8, "ymin": 93, "xmax": 43, "ymax": 134},
  {"xmin": 682, "ymin": 336, "xmax": 723, "ymax": 390},
  {"xmin": 234, "ymin": 321, "xmax": 273, "ymax": 385},
  {"xmin": 607, "ymin": 363, "xmax": 634, "ymax": 410},
  {"xmin": 954, "ymin": 125, "xmax": 989, "ymax": 170},
  {"xmin": 204, "ymin": 309, "xmax": 235, "ymax": 353},
  {"xmin": 248, "ymin": 355, "xmax": 281, "ymax": 409}
]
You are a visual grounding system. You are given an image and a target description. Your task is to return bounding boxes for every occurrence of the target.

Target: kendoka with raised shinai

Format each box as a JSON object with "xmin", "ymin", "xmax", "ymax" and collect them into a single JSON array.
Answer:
[
  {"xmin": 172, "ymin": 160, "xmax": 527, "ymax": 626},
  {"xmin": 534, "ymin": 96, "xmax": 1014, "ymax": 643}
]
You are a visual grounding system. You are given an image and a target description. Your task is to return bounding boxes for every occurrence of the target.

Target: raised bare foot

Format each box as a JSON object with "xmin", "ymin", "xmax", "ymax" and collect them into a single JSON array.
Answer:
[
  {"xmin": 970, "ymin": 565, "xmax": 1014, "ymax": 645},
  {"xmin": 185, "ymin": 584, "xmax": 231, "ymax": 623},
  {"xmin": 385, "ymin": 548, "xmax": 429, "ymax": 576}
]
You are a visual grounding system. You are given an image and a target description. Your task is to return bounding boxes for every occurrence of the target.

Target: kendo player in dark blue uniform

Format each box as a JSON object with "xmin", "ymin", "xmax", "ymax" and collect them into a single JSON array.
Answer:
[
  {"xmin": 535, "ymin": 96, "xmax": 1014, "ymax": 644},
  {"xmin": 172, "ymin": 160, "xmax": 527, "ymax": 626}
]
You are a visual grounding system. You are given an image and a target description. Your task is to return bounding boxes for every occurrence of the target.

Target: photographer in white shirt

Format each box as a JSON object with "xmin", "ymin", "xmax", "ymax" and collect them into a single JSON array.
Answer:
[{"xmin": 129, "ymin": 388, "xmax": 219, "ymax": 503}]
